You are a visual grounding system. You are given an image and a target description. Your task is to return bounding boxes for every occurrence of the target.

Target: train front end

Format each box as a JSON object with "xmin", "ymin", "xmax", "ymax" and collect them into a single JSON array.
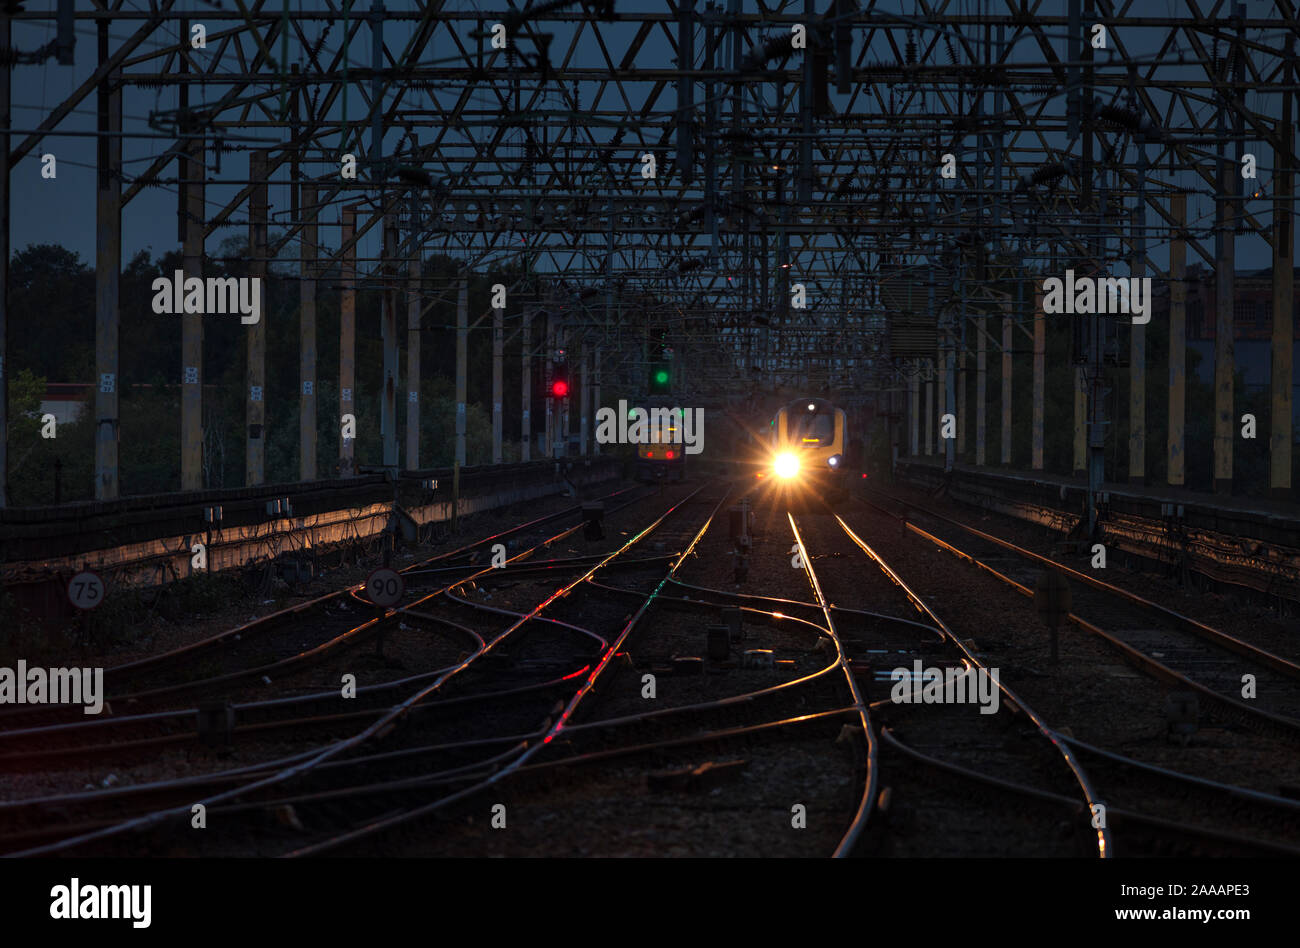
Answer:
[{"xmin": 767, "ymin": 398, "xmax": 849, "ymax": 503}]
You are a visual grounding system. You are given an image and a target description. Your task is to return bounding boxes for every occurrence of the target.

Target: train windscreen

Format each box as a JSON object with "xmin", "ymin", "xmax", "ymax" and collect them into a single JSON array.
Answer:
[{"xmin": 791, "ymin": 413, "xmax": 834, "ymax": 444}]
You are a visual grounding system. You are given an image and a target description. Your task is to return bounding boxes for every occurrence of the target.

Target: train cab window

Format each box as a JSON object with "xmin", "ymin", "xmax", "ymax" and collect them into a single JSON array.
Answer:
[{"xmin": 792, "ymin": 413, "xmax": 833, "ymax": 444}]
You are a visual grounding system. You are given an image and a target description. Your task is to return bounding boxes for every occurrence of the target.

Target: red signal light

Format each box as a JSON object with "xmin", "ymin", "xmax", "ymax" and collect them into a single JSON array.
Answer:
[{"xmin": 551, "ymin": 380, "xmax": 569, "ymax": 397}]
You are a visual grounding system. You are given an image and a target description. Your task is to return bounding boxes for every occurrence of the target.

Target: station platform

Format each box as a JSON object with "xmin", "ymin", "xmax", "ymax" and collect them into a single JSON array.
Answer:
[{"xmin": 2, "ymin": 456, "xmax": 622, "ymax": 619}]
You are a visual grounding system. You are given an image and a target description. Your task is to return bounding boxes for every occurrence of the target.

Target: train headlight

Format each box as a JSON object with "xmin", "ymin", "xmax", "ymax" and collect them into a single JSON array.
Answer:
[
  {"xmin": 828, "ymin": 454, "xmax": 842, "ymax": 468},
  {"xmin": 774, "ymin": 452, "xmax": 801, "ymax": 479}
]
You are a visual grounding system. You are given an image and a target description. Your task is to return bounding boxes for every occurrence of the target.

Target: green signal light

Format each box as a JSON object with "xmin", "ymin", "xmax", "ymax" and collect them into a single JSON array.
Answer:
[{"xmin": 654, "ymin": 369, "xmax": 669, "ymax": 384}]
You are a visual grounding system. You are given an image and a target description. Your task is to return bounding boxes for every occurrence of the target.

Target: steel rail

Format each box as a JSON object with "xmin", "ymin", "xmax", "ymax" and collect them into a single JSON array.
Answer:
[
  {"xmin": 7, "ymin": 485, "xmax": 706, "ymax": 857},
  {"xmin": 282, "ymin": 482, "xmax": 726, "ymax": 856},
  {"xmin": 830, "ymin": 513, "xmax": 1112, "ymax": 859},
  {"xmin": 786, "ymin": 514, "xmax": 877, "ymax": 858},
  {"xmin": 879, "ymin": 506, "xmax": 1300, "ymax": 740}
]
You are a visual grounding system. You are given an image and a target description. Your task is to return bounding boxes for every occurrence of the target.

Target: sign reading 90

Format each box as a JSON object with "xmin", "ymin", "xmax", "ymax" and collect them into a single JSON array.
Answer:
[{"xmin": 365, "ymin": 568, "xmax": 405, "ymax": 608}]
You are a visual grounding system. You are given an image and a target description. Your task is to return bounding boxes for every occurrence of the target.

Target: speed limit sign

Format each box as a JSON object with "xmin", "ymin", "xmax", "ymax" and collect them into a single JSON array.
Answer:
[
  {"xmin": 68, "ymin": 570, "xmax": 106, "ymax": 611},
  {"xmin": 365, "ymin": 568, "xmax": 404, "ymax": 608}
]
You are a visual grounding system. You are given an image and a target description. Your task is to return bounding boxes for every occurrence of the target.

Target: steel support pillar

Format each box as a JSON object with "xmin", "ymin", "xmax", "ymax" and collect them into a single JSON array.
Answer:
[
  {"xmin": 544, "ymin": 319, "xmax": 554, "ymax": 459},
  {"xmin": 976, "ymin": 317, "xmax": 987, "ymax": 466},
  {"xmin": 1214, "ymin": 101, "xmax": 1237, "ymax": 493},
  {"xmin": 579, "ymin": 347, "xmax": 589, "ymax": 456},
  {"xmin": 492, "ymin": 302, "xmax": 504, "ymax": 464},
  {"xmin": 923, "ymin": 363, "xmax": 933, "ymax": 456},
  {"xmin": 94, "ymin": 22, "xmax": 122, "ymax": 501},
  {"xmin": 300, "ymin": 183, "xmax": 318, "ymax": 481},
  {"xmin": 944, "ymin": 341, "xmax": 956, "ymax": 472},
  {"xmin": 1074, "ymin": 367, "xmax": 1087, "ymax": 476},
  {"xmin": 909, "ymin": 366, "xmax": 919, "ymax": 457},
  {"xmin": 935, "ymin": 348, "xmax": 945, "ymax": 455},
  {"xmin": 1087, "ymin": 312, "xmax": 1106, "ymax": 534},
  {"xmin": 956, "ymin": 350, "xmax": 966, "ymax": 458},
  {"xmin": 455, "ymin": 277, "xmax": 468, "ymax": 467},
  {"xmin": 245, "ymin": 150, "xmax": 268, "ymax": 486},
  {"xmin": 380, "ymin": 213, "xmax": 398, "ymax": 471},
  {"xmin": 406, "ymin": 254, "xmax": 421, "ymax": 469},
  {"xmin": 1272, "ymin": 97, "xmax": 1294, "ymax": 500},
  {"xmin": 340, "ymin": 206, "xmax": 357, "ymax": 476},
  {"xmin": 521, "ymin": 311, "xmax": 532, "ymax": 462},
  {"xmin": 558, "ymin": 328, "xmax": 569, "ymax": 458},
  {"xmin": 181, "ymin": 134, "xmax": 205, "ymax": 490},
  {"xmin": 1128, "ymin": 210, "xmax": 1147, "ymax": 485},
  {"xmin": 1168, "ymin": 192, "xmax": 1187, "ymax": 485},
  {"xmin": 1032, "ymin": 290, "xmax": 1044, "ymax": 470},
  {"xmin": 592, "ymin": 346, "xmax": 602, "ymax": 455},
  {"xmin": 1001, "ymin": 312, "xmax": 1013, "ymax": 466}
]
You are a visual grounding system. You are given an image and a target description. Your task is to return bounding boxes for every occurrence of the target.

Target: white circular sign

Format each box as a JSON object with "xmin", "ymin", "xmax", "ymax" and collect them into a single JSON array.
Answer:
[
  {"xmin": 68, "ymin": 571, "xmax": 106, "ymax": 611},
  {"xmin": 365, "ymin": 568, "xmax": 405, "ymax": 608}
]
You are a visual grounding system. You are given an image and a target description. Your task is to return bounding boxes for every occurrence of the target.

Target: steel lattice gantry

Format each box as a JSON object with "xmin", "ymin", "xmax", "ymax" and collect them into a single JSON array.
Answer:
[{"xmin": 0, "ymin": 0, "xmax": 1296, "ymax": 508}]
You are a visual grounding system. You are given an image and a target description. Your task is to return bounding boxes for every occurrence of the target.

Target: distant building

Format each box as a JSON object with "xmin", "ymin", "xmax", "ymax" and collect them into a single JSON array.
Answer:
[
  {"xmin": 39, "ymin": 382, "xmax": 218, "ymax": 427},
  {"xmin": 40, "ymin": 383, "xmax": 91, "ymax": 426},
  {"xmin": 1150, "ymin": 265, "xmax": 1300, "ymax": 431}
]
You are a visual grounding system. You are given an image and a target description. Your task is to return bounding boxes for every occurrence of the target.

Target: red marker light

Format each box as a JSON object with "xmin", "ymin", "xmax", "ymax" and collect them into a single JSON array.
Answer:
[
  {"xmin": 647, "ymin": 450, "xmax": 655, "ymax": 458},
  {"xmin": 666, "ymin": 450, "xmax": 675, "ymax": 459}
]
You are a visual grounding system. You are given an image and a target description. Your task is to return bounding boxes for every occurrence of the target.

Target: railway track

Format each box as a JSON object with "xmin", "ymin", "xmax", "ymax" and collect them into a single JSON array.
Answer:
[
  {"xmin": 0, "ymin": 486, "xmax": 675, "ymax": 775},
  {"xmin": 0, "ymin": 481, "xmax": 723, "ymax": 856},
  {"xmin": 790, "ymin": 509, "xmax": 1110, "ymax": 857},
  {"xmin": 860, "ymin": 487, "xmax": 1300, "ymax": 739},
  {"xmin": 842, "ymin": 490, "xmax": 1300, "ymax": 855},
  {"xmin": 0, "ymin": 485, "xmax": 644, "ymax": 730},
  {"xmin": 9, "ymin": 483, "xmax": 1296, "ymax": 858}
]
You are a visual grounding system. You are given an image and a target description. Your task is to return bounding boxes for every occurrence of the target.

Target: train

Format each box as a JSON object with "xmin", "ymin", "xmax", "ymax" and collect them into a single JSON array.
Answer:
[
  {"xmin": 634, "ymin": 419, "xmax": 688, "ymax": 483},
  {"xmin": 763, "ymin": 397, "xmax": 852, "ymax": 501}
]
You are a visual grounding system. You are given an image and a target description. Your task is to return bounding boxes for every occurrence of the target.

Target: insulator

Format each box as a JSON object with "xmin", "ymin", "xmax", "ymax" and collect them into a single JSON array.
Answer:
[
  {"xmin": 307, "ymin": 23, "xmax": 332, "ymax": 71},
  {"xmin": 396, "ymin": 165, "xmax": 433, "ymax": 187},
  {"xmin": 744, "ymin": 31, "xmax": 797, "ymax": 69},
  {"xmin": 505, "ymin": 0, "xmax": 583, "ymax": 31},
  {"xmin": 859, "ymin": 60, "xmax": 903, "ymax": 78},
  {"xmin": 1096, "ymin": 103, "xmax": 1142, "ymax": 130},
  {"xmin": 1030, "ymin": 162, "xmax": 1068, "ymax": 187}
]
